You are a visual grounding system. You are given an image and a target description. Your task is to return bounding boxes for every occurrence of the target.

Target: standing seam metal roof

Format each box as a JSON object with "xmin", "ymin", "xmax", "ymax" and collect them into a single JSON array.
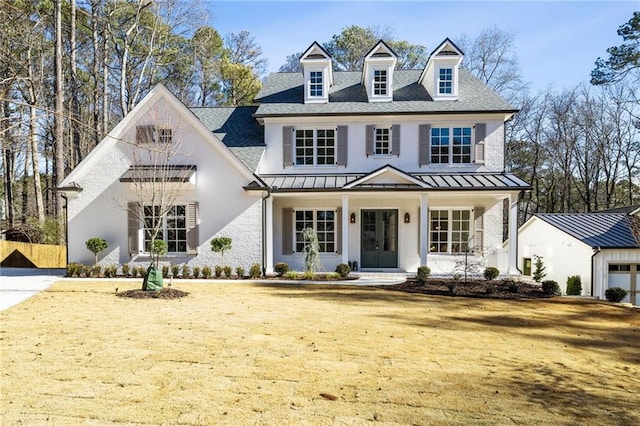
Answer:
[{"xmin": 536, "ymin": 213, "xmax": 640, "ymax": 248}]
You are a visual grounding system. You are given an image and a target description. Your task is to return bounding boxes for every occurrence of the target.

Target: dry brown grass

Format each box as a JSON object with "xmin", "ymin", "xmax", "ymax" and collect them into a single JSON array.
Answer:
[{"xmin": 1, "ymin": 280, "xmax": 638, "ymax": 425}]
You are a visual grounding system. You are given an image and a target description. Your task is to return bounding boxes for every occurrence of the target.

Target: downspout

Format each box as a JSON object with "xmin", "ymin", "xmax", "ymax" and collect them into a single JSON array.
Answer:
[
  {"xmin": 61, "ymin": 193, "xmax": 69, "ymax": 268},
  {"xmin": 591, "ymin": 246, "xmax": 601, "ymax": 298}
]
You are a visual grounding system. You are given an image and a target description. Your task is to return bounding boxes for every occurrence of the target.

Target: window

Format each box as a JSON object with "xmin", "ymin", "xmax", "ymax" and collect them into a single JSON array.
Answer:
[
  {"xmin": 523, "ymin": 258, "xmax": 532, "ymax": 276},
  {"xmin": 295, "ymin": 128, "xmax": 335, "ymax": 166},
  {"xmin": 609, "ymin": 264, "xmax": 631, "ymax": 272},
  {"xmin": 310, "ymin": 71, "xmax": 323, "ymax": 97},
  {"xmin": 431, "ymin": 126, "xmax": 472, "ymax": 164},
  {"xmin": 438, "ymin": 68, "xmax": 453, "ymax": 94},
  {"xmin": 158, "ymin": 128, "xmax": 172, "ymax": 144},
  {"xmin": 375, "ymin": 127, "xmax": 390, "ymax": 155},
  {"xmin": 143, "ymin": 205, "xmax": 187, "ymax": 253},
  {"xmin": 373, "ymin": 69, "xmax": 388, "ymax": 95},
  {"xmin": 429, "ymin": 209, "xmax": 471, "ymax": 253},
  {"xmin": 295, "ymin": 210, "xmax": 335, "ymax": 253}
]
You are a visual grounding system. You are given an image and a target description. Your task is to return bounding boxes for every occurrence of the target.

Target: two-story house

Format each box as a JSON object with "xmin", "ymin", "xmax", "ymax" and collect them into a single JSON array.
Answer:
[{"xmin": 59, "ymin": 38, "xmax": 530, "ymax": 276}]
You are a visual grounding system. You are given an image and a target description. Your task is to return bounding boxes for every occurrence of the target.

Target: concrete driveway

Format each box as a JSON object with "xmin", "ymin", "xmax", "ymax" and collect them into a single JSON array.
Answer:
[{"xmin": 0, "ymin": 268, "xmax": 66, "ymax": 311}]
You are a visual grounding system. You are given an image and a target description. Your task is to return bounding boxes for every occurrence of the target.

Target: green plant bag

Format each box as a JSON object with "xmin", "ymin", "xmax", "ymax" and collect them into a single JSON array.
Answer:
[{"xmin": 142, "ymin": 266, "xmax": 163, "ymax": 291}]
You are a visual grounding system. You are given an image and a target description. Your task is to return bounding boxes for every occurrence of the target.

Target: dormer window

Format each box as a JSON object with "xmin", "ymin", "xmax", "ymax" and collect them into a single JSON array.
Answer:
[
  {"xmin": 309, "ymin": 71, "xmax": 323, "ymax": 97},
  {"xmin": 373, "ymin": 70, "xmax": 388, "ymax": 96},
  {"xmin": 299, "ymin": 42, "xmax": 333, "ymax": 104},
  {"xmin": 438, "ymin": 68, "xmax": 453, "ymax": 95},
  {"xmin": 419, "ymin": 38, "xmax": 464, "ymax": 101},
  {"xmin": 362, "ymin": 40, "xmax": 397, "ymax": 103}
]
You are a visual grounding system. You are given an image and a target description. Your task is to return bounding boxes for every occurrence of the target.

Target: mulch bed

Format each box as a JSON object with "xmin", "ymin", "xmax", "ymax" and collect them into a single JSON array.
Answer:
[
  {"xmin": 382, "ymin": 278, "xmax": 553, "ymax": 300},
  {"xmin": 116, "ymin": 287, "xmax": 189, "ymax": 299}
]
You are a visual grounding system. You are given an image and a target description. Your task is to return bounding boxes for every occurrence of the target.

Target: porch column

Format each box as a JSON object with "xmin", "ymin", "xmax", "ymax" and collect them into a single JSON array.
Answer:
[
  {"xmin": 420, "ymin": 194, "xmax": 429, "ymax": 266},
  {"xmin": 264, "ymin": 195, "xmax": 274, "ymax": 274},
  {"xmin": 341, "ymin": 195, "xmax": 349, "ymax": 265},
  {"xmin": 508, "ymin": 193, "xmax": 519, "ymax": 274}
]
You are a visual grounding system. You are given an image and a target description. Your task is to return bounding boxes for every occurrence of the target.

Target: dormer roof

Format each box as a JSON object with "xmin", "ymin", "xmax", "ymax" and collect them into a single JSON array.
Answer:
[
  {"xmin": 361, "ymin": 39, "xmax": 397, "ymax": 85},
  {"xmin": 299, "ymin": 41, "xmax": 333, "ymax": 85},
  {"xmin": 419, "ymin": 38, "xmax": 464, "ymax": 86}
]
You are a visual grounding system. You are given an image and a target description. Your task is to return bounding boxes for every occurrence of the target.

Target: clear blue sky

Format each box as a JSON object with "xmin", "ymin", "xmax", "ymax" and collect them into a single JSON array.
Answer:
[{"xmin": 204, "ymin": 1, "xmax": 636, "ymax": 92}]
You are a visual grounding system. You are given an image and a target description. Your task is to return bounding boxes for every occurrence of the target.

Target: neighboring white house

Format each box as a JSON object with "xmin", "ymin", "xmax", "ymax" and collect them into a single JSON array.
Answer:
[
  {"xmin": 58, "ymin": 38, "xmax": 530, "ymax": 276},
  {"xmin": 518, "ymin": 207, "xmax": 640, "ymax": 304}
]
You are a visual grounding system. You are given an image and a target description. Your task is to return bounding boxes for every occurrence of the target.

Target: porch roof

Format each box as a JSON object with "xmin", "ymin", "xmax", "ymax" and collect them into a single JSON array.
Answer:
[
  {"xmin": 258, "ymin": 172, "xmax": 531, "ymax": 192},
  {"xmin": 119, "ymin": 165, "xmax": 197, "ymax": 183}
]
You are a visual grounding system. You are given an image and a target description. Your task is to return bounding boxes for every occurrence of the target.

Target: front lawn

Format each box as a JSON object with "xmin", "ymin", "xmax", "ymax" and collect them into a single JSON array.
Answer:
[{"xmin": 1, "ymin": 280, "xmax": 638, "ymax": 424}]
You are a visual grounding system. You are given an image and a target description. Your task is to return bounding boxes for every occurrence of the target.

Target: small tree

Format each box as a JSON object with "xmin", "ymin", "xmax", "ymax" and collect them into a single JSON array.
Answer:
[
  {"xmin": 533, "ymin": 255, "xmax": 547, "ymax": 283},
  {"xmin": 85, "ymin": 237, "xmax": 108, "ymax": 265},
  {"xmin": 151, "ymin": 240, "xmax": 167, "ymax": 267},
  {"xmin": 566, "ymin": 275, "xmax": 582, "ymax": 295},
  {"xmin": 301, "ymin": 227, "xmax": 320, "ymax": 274},
  {"xmin": 211, "ymin": 237, "xmax": 232, "ymax": 266}
]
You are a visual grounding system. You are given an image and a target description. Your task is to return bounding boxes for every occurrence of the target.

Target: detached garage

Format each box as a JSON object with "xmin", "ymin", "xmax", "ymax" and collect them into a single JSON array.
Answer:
[{"xmin": 518, "ymin": 206, "xmax": 640, "ymax": 305}]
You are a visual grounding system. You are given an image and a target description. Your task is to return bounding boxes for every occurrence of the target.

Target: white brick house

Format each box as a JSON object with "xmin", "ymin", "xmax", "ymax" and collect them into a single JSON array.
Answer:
[{"xmin": 59, "ymin": 38, "xmax": 530, "ymax": 275}]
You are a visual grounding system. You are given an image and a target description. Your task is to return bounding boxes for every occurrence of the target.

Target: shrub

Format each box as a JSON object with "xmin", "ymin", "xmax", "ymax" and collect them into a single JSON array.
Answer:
[
  {"xmin": 417, "ymin": 266, "xmax": 431, "ymax": 285},
  {"xmin": 66, "ymin": 262, "xmax": 83, "ymax": 277},
  {"xmin": 504, "ymin": 279, "xmax": 519, "ymax": 293},
  {"xmin": 335, "ymin": 263, "xmax": 351, "ymax": 278},
  {"xmin": 85, "ymin": 237, "xmax": 108, "ymax": 265},
  {"xmin": 223, "ymin": 265, "xmax": 232, "ymax": 278},
  {"xmin": 302, "ymin": 270, "xmax": 316, "ymax": 280},
  {"xmin": 121, "ymin": 263, "xmax": 130, "ymax": 277},
  {"xmin": 452, "ymin": 273, "xmax": 462, "ymax": 281},
  {"xmin": 446, "ymin": 281, "xmax": 456, "ymax": 292},
  {"xmin": 235, "ymin": 266, "xmax": 245, "ymax": 278},
  {"xmin": 103, "ymin": 264, "xmax": 118, "ymax": 278},
  {"xmin": 171, "ymin": 265, "xmax": 180, "ymax": 278},
  {"xmin": 84, "ymin": 264, "xmax": 93, "ymax": 277},
  {"xmin": 182, "ymin": 265, "xmax": 191, "ymax": 279},
  {"xmin": 91, "ymin": 265, "xmax": 102, "ymax": 277},
  {"xmin": 249, "ymin": 263, "xmax": 262, "ymax": 279},
  {"xmin": 485, "ymin": 284, "xmax": 495, "ymax": 294},
  {"xmin": 285, "ymin": 271, "xmax": 299, "ymax": 280},
  {"xmin": 542, "ymin": 280, "xmax": 560, "ymax": 295},
  {"xmin": 605, "ymin": 287, "xmax": 627, "ymax": 303},
  {"xmin": 274, "ymin": 262, "xmax": 289, "ymax": 275},
  {"xmin": 162, "ymin": 265, "xmax": 169, "ymax": 278},
  {"xmin": 202, "ymin": 266, "xmax": 212, "ymax": 279},
  {"xmin": 566, "ymin": 275, "xmax": 582, "ymax": 295},
  {"xmin": 193, "ymin": 266, "xmax": 201, "ymax": 279},
  {"xmin": 533, "ymin": 255, "xmax": 547, "ymax": 282},
  {"xmin": 214, "ymin": 265, "xmax": 223, "ymax": 278},
  {"xmin": 484, "ymin": 267, "xmax": 500, "ymax": 281}
]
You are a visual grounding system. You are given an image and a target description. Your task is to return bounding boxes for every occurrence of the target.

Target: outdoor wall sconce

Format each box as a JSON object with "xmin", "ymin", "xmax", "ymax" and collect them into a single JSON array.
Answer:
[
  {"xmin": 404, "ymin": 212, "xmax": 410, "ymax": 223},
  {"xmin": 350, "ymin": 213, "xmax": 356, "ymax": 224}
]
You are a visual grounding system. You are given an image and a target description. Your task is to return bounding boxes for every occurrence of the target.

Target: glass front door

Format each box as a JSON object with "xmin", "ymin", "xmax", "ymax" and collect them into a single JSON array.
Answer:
[{"xmin": 361, "ymin": 210, "xmax": 398, "ymax": 268}]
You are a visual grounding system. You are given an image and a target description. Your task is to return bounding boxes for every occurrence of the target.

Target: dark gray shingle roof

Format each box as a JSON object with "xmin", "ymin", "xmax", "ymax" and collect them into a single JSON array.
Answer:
[
  {"xmin": 536, "ymin": 213, "xmax": 640, "ymax": 249},
  {"xmin": 254, "ymin": 69, "xmax": 515, "ymax": 117},
  {"xmin": 190, "ymin": 106, "xmax": 265, "ymax": 171}
]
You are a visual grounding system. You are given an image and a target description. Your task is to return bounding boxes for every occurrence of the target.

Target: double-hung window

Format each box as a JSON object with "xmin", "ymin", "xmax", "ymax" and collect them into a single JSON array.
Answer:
[
  {"xmin": 158, "ymin": 128, "xmax": 172, "ymax": 144},
  {"xmin": 373, "ymin": 69, "xmax": 388, "ymax": 96},
  {"xmin": 430, "ymin": 126, "xmax": 472, "ymax": 164},
  {"xmin": 438, "ymin": 68, "xmax": 453, "ymax": 95},
  {"xmin": 375, "ymin": 127, "xmax": 391, "ymax": 155},
  {"xmin": 295, "ymin": 210, "xmax": 335, "ymax": 253},
  {"xmin": 309, "ymin": 71, "xmax": 323, "ymax": 97},
  {"xmin": 429, "ymin": 209, "xmax": 471, "ymax": 254},
  {"xmin": 143, "ymin": 205, "xmax": 187, "ymax": 253},
  {"xmin": 295, "ymin": 128, "xmax": 335, "ymax": 166}
]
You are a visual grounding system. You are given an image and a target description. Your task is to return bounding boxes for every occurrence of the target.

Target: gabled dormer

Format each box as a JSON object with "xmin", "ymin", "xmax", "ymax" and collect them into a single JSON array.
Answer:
[
  {"xmin": 361, "ymin": 40, "xmax": 397, "ymax": 103},
  {"xmin": 419, "ymin": 38, "xmax": 464, "ymax": 101},
  {"xmin": 299, "ymin": 42, "xmax": 333, "ymax": 104}
]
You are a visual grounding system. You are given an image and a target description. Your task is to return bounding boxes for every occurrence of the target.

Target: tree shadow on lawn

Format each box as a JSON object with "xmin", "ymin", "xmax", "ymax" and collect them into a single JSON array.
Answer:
[{"xmin": 494, "ymin": 360, "xmax": 640, "ymax": 425}]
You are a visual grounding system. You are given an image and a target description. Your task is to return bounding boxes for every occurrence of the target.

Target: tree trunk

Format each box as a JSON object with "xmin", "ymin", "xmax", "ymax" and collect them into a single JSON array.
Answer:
[{"xmin": 54, "ymin": 0, "xmax": 65, "ymax": 242}]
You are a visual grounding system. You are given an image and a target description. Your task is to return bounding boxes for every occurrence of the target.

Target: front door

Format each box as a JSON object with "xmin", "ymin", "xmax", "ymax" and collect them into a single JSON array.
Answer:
[{"xmin": 361, "ymin": 209, "xmax": 398, "ymax": 268}]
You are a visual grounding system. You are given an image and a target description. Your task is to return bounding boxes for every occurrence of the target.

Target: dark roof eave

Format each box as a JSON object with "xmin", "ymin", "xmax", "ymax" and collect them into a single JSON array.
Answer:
[
  {"xmin": 253, "ymin": 109, "xmax": 519, "ymax": 119},
  {"xmin": 269, "ymin": 186, "xmax": 531, "ymax": 194}
]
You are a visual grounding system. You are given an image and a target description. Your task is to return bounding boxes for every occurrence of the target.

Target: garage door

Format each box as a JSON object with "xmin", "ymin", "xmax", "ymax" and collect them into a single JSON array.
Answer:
[{"xmin": 608, "ymin": 264, "xmax": 638, "ymax": 305}]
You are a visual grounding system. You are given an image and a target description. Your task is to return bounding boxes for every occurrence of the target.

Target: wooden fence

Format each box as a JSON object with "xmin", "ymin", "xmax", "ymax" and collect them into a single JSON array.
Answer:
[{"xmin": 0, "ymin": 241, "xmax": 66, "ymax": 268}]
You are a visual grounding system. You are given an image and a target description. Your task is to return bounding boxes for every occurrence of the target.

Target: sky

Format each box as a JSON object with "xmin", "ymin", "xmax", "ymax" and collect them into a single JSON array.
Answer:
[{"xmin": 203, "ymin": 1, "xmax": 637, "ymax": 92}]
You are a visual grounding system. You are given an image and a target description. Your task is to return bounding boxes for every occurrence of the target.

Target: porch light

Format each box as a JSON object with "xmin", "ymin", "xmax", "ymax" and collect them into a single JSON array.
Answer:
[
  {"xmin": 350, "ymin": 213, "xmax": 356, "ymax": 224},
  {"xmin": 404, "ymin": 212, "xmax": 410, "ymax": 223}
]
